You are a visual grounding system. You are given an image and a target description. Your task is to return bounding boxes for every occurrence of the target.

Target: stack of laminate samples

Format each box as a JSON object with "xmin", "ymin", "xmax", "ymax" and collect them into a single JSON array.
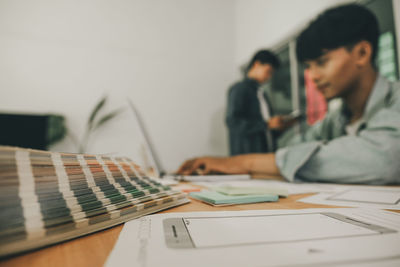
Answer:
[{"xmin": 0, "ymin": 146, "xmax": 188, "ymax": 257}]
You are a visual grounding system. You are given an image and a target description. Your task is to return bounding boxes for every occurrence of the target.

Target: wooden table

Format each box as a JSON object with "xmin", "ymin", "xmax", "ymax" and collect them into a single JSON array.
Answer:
[{"xmin": 0, "ymin": 192, "xmax": 395, "ymax": 267}]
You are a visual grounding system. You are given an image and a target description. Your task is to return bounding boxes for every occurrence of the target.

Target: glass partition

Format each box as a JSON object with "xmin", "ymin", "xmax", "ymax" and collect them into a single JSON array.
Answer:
[{"xmin": 263, "ymin": 44, "xmax": 292, "ymax": 116}]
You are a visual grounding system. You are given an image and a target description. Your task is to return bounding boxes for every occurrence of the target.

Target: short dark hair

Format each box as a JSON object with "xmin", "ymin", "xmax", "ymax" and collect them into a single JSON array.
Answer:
[
  {"xmin": 296, "ymin": 4, "xmax": 379, "ymax": 63},
  {"xmin": 247, "ymin": 50, "xmax": 280, "ymax": 72}
]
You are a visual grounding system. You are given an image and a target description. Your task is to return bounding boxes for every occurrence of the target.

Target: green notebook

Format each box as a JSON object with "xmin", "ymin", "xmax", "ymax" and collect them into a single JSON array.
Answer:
[
  {"xmin": 212, "ymin": 185, "xmax": 288, "ymax": 198},
  {"xmin": 189, "ymin": 191, "xmax": 279, "ymax": 206}
]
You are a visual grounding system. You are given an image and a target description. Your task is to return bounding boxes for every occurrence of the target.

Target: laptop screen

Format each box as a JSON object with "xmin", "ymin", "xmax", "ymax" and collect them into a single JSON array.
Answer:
[{"xmin": 127, "ymin": 99, "xmax": 165, "ymax": 177}]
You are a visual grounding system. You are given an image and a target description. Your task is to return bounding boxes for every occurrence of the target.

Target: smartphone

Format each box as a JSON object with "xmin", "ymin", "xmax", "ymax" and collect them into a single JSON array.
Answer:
[{"xmin": 283, "ymin": 110, "xmax": 302, "ymax": 121}]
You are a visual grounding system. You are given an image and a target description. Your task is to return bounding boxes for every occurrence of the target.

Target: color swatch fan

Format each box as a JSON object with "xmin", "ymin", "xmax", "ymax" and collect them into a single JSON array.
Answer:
[{"xmin": 0, "ymin": 146, "xmax": 188, "ymax": 257}]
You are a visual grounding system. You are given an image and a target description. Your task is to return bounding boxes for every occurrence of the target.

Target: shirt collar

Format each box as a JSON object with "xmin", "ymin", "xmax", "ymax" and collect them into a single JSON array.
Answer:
[
  {"xmin": 244, "ymin": 77, "xmax": 260, "ymax": 88},
  {"xmin": 363, "ymin": 74, "xmax": 390, "ymax": 120},
  {"xmin": 340, "ymin": 74, "xmax": 390, "ymax": 120},
  {"xmin": 337, "ymin": 74, "xmax": 390, "ymax": 134}
]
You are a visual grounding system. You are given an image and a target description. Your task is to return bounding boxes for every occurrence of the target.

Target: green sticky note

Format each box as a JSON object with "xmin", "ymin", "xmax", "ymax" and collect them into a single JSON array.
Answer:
[
  {"xmin": 189, "ymin": 190, "xmax": 278, "ymax": 206},
  {"xmin": 212, "ymin": 185, "xmax": 288, "ymax": 198}
]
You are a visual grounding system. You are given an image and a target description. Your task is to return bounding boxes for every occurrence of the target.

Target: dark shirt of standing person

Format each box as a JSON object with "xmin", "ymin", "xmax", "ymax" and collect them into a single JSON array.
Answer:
[{"xmin": 226, "ymin": 50, "xmax": 294, "ymax": 155}]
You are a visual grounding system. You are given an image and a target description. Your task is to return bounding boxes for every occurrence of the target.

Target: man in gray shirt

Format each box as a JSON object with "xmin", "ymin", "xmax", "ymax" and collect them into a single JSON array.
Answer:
[{"xmin": 177, "ymin": 4, "xmax": 400, "ymax": 185}]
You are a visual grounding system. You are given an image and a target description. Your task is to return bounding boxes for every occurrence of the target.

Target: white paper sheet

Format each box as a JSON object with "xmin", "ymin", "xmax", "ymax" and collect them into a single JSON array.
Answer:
[
  {"xmin": 193, "ymin": 179, "xmax": 347, "ymax": 195},
  {"xmin": 299, "ymin": 187, "xmax": 400, "ymax": 210},
  {"xmin": 106, "ymin": 208, "xmax": 400, "ymax": 267},
  {"xmin": 176, "ymin": 174, "xmax": 251, "ymax": 182}
]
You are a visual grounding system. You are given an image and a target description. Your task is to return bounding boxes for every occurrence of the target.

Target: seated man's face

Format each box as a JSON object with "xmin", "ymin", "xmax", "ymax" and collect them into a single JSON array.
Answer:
[{"xmin": 304, "ymin": 47, "xmax": 360, "ymax": 100}]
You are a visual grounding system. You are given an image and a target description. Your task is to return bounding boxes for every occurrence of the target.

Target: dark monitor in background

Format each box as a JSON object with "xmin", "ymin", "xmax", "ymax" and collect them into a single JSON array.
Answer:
[{"xmin": 0, "ymin": 113, "xmax": 66, "ymax": 150}]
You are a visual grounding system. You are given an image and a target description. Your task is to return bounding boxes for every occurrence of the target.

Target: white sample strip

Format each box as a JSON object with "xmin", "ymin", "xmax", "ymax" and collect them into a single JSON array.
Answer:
[{"xmin": 15, "ymin": 150, "xmax": 46, "ymax": 240}]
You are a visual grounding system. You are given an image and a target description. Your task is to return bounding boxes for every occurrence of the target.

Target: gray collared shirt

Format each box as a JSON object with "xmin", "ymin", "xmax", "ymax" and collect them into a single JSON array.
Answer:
[{"xmin": 275, "ymin": 75, "xmax": 400, "ymax": 185}]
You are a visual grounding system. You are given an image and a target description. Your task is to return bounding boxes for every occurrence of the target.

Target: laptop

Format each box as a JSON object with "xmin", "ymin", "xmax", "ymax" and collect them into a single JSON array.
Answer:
[{"xmin": 127, "ymin": 99, "xmax": 250, "ymax": 182}]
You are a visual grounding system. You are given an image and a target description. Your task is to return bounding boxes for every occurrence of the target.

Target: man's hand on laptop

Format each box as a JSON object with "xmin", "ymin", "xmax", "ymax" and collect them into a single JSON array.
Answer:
[
  {"xmin": 176, "ymin": 156, "xmax": 249, "ymax": 176},
  {"xmin": 177, "ymin": 153, "xmax": 281, "ymax": 177}
]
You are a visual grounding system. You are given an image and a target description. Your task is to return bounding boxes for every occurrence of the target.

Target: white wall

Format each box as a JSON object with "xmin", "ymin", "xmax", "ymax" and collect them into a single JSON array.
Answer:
[{"xmin": 0, "ymin": 0, "xmax": 236, "ymax": 172}]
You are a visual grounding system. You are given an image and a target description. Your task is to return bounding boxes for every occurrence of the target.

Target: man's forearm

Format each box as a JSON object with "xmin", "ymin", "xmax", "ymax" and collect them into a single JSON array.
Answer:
[{"xmin": 233, "ymin": 153, "xmax": 281, "ymax": 176}]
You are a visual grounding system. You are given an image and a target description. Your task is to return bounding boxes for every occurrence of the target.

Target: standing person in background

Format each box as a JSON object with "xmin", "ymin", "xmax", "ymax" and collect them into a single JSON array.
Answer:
[{"xmin": 226, "ymin": 50, "xmax": 296, "ymax": 155}]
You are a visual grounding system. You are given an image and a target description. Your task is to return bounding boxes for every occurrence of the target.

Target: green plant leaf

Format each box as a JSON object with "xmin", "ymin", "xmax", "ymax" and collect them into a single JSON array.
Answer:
[
  {"xmin": 92, "ymin": 108, "xmax": 124, "ymax": 131},
  {"xmin": 88, "ymin": 96, "xmax": 107, "ymax": 130}
]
